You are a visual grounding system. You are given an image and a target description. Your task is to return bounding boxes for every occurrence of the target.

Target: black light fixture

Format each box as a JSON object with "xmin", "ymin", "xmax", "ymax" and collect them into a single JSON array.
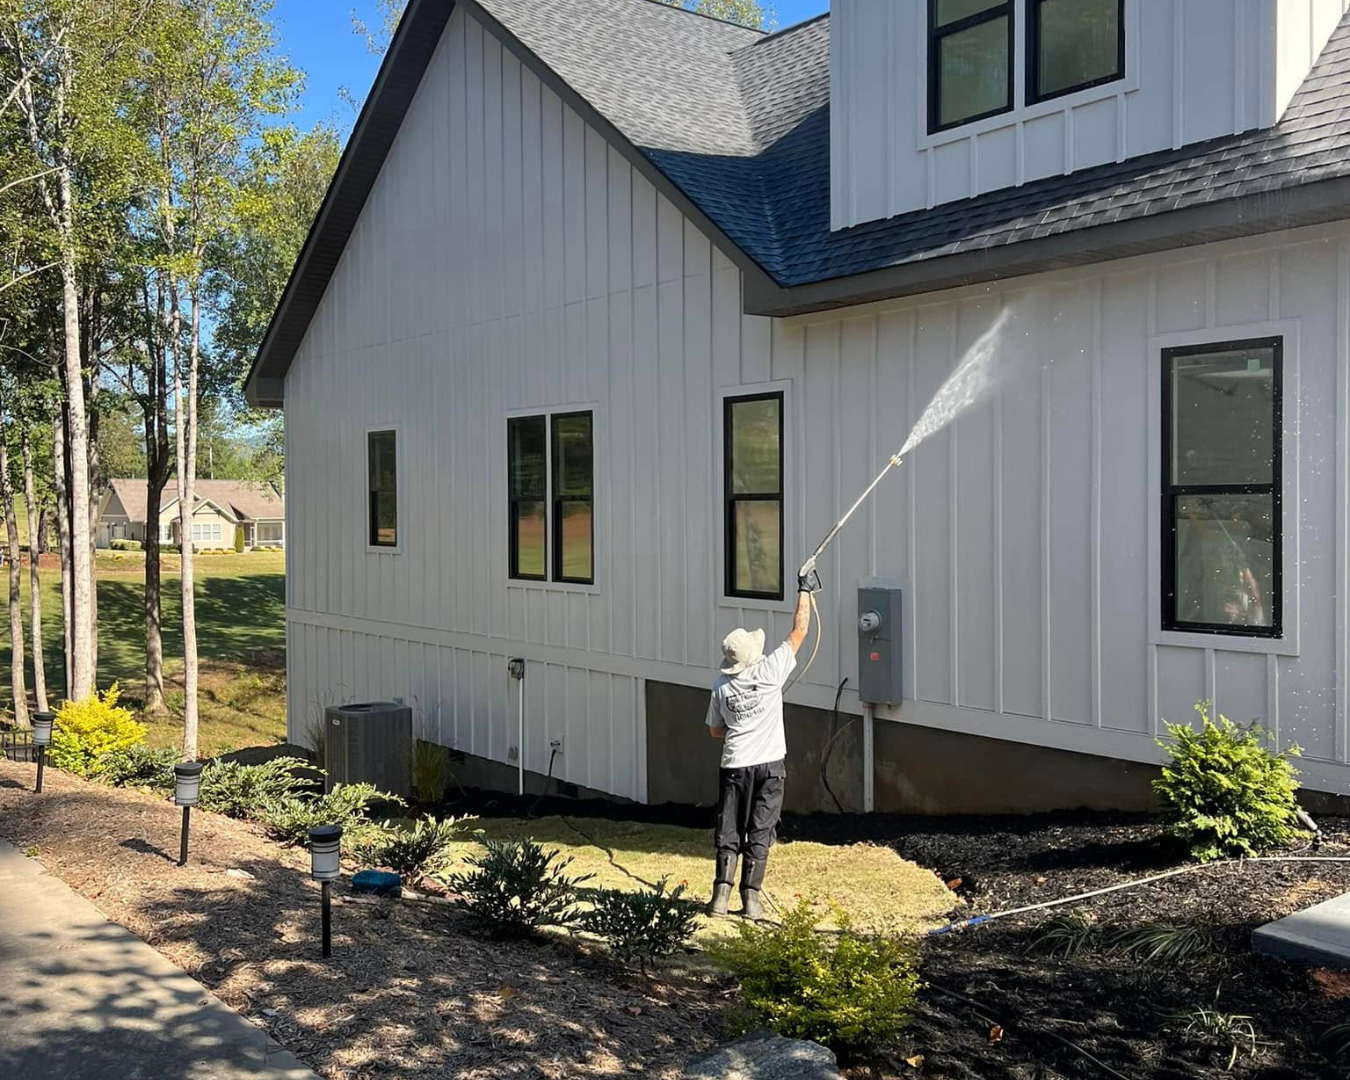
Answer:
[
  {"xmin": 309, "ymin": 824, "xmax": 343, "ymax": 958},
  {"xmin": 174, "ymin": 762, "xmax": 203, "ymax": 866},
  {"xmin": 31, "ymin": 711, "xmax": 54, "ymax": 793}
]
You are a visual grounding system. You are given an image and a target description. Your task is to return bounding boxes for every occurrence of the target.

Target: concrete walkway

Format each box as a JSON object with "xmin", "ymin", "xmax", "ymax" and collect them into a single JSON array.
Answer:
[{"xmin": 0, "ymin": 839, "xmax": 318, "ymax": 1080}]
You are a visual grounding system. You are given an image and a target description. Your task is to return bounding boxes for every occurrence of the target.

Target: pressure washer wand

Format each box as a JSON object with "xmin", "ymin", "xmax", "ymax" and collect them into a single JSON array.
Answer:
[{"xmin": 798, "ymin": 453, "xmax": 906, "ymax": 579}]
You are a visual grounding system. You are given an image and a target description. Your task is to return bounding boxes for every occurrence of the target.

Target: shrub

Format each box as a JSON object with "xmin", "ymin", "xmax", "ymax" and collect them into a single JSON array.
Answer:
[
  {"xmin": 198, "ymin": 756, "xmax": 313, "ymax": 819},
  {"xmin": 109, "ymin": 538, "xmax": 142, "ymax": 551},
  {"xmin": 708, "ymin": 899, "xmax": 920, "ymax": 1055},
  {"xmin": 259, "ymin": 782, "xmax": 403, "ymax": 847},
  {"xmin": 1154, "ymin": 703, "xmax": 1305, "ymax": 861},
  {"xmin": 449, "ymin": 838, "xmax": 591, "ymax": 936},
  {"xmin": 357, "ymin": 815, "xmax": 473, "ymax": 879},
  {"xmin": 234, "ymin": 526, "xmax": 245, "ymax": 553},
  {"xmin": 577, "ymin": 877, "xmax": 700, "ymax": 971},
  {"xmin": 303, "ymin": 712, "xmax": 327, "ymax": 770},
  {"xmin": 48, "ymin": 685, "xmax": 146, "ymax": 776},
  {"xmin": 93, "ymin": 745, "xmax": 180, "ymax": 790},
  {"xmin": 412, "ymin": 739, "xmax": 451, "ymax": 803}
]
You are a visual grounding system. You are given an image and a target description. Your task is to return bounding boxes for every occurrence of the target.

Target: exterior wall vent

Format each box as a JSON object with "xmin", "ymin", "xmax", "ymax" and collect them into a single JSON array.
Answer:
[{"xmin": 324, "ymin": 701, "xmax": 412, "ymax": 800}]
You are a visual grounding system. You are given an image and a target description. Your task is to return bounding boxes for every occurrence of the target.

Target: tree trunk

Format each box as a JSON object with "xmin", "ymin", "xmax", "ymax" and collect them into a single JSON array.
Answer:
[
  {"xmin": 21, "ymin": 430, "xmax": 47, "ymax": 714},
  {"xmin": 0, "ymin": 429, "xmax": 29, "ymax": 728},
  {"xmin": 174, "ymin": 280, "xmax": 199, "ymax": 760},
  {"xmin": 56, "ymin": 203, "xmax": 93, "ymax": 700},
  {"xmin": 85, "ymin": 386, "xmax": 99, "ymax": 678},
  {"xmin": 142, "ymin": 280, "xmax": 170, "ymax": 714},
  {"xmin": 51, "ymin": 400, "xmax": 72, "ymax": 701}
]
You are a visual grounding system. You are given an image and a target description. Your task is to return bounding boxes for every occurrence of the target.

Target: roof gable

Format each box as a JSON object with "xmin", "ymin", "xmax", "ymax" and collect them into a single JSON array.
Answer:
[{"xmin": 247, "ymin": 0, "xmax": 1350, "ymax": 402}]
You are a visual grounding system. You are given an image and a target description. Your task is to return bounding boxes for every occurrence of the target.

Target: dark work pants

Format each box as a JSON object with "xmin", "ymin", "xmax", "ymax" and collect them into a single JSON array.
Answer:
[{"xmin": 714, "ymin": 759, "xmax": 786, "ymax": 887}]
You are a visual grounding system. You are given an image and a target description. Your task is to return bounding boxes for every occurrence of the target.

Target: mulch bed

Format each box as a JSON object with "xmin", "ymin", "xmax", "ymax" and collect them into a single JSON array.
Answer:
[
  {"xmin": 458, "ymin": 793, "xmax": 1350, "ymax": 1078},
  {"xmin": 7, "ymin": 760, "xmax": 1350, "ymax": 1079},
  {"xmin": 0, "ymin": 760, "xmax": 724, "ymax": 1079},
  {"xmin": 782, "ymin": 810, "xmax": 1350, "ymax": 1080}
]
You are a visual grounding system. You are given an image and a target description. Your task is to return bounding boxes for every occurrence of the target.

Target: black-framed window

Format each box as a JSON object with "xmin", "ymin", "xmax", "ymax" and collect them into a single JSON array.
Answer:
[
  {"xmin": 1029, "ymin": 0, "xmax": 1125, "ymax": 104},
  {"xmin": 367, "ymin": 430, "xmax": 398, "ymax": 549},
  {"xmin": 1162, "ymin": 338, "xmax": 1282, "ymax": 638},
  {"xmin": 928, "ymin": 0, "xmax": 1014, "ymax": 133},
  {"xmin": 725, "ymin": 393, "xmax": 784, "ymax": 601},
  {"xmin": 552, "ymin": 411, "xmax": 594, "ymax": 585},
  {"xmin": 508, "ymin": 411, "xmax": 594, "ymax": 585}
]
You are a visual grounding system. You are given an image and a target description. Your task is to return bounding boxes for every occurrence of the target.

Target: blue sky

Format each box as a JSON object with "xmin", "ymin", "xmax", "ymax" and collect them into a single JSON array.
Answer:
[{"xmin": 272, "ymin": 0, "xmax": 831, "ymax": 132}]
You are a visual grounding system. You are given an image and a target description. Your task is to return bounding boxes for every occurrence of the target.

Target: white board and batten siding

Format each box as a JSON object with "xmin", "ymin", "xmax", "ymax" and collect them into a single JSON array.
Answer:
[
  {"xmin": 831, "ymin": 0, "xmax": 1350, "ymax": 229},
  {"xmin": 285, "ymin": 5, "xmax": 1350, "ymax": 800}
]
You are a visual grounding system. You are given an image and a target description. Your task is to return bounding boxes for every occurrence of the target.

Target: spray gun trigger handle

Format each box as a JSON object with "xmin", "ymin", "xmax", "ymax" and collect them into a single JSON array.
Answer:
[{"xmin": 798, "ymin": 556, "xmax": 817, "ymax": 578}]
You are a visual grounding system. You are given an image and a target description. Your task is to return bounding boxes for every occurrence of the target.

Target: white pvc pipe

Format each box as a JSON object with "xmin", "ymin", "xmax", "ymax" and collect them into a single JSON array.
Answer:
[
  {"xmin": 517, "ymin": 666, "xmax": 525, "ymax": 797},
  {"xmin": 862, "ymin": 702, "xmax": 875, "ymax": 813}
]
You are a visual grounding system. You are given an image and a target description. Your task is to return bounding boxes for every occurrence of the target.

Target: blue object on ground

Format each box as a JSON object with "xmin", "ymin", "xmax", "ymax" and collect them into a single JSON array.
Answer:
[{"xmin": 351, "ymin": 869, "xmax": 402, "ymax": 897}]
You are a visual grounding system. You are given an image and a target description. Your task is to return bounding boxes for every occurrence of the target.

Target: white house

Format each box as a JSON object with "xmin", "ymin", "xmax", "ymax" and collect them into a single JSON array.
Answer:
[{"xmin": 247, "ymin": 0, "xmax": 1350, "ymax": 813}]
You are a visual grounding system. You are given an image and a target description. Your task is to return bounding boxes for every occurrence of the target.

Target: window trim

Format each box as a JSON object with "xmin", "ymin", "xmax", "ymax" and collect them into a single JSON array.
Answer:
[
  {"xmin": 724, "ymin": 390, "xmax": 786, "ymax": 603},
  {"xmin": 1159, "ymin": 336, "xmax": 1283, "ymax": 640},
  {"xmin": 365, "ymin": 425, "xmax": 403, "ymax": 555},
  {"xmin": 1026, "ymin": 0, "xmax": 1126, "ymax": 106},
  {"xmin": 505, "ymin": 404, "xmax": 600, "ymax": 592},
  {"xmin": 927, "ymin": 0, "xmax": 1016, "ymax": 135}
]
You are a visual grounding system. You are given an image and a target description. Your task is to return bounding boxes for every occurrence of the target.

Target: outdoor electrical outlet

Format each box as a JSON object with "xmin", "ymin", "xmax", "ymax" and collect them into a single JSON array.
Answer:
[
  {"xmin": 550, "ymin": 738, "xmax": 563, "ymax": 753},
  {"xmin": 508, "ymin": 746, "xmax": 519, "ymax": 762}
]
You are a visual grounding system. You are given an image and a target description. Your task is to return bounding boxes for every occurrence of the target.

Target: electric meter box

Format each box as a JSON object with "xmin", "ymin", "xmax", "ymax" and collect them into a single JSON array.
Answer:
[{"xmin": 858, "ymin": 585, "xmax": 903, "ymax": 705}]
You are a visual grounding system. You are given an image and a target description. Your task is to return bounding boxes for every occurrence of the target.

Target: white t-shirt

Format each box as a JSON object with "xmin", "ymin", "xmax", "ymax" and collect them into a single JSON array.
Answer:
[{"xmin": 705, "ymin": 641, "xmax": 796, "ymax": 769}]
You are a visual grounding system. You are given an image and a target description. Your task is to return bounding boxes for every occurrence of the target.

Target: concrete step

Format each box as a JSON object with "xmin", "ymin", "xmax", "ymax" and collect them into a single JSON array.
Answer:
[{"xmin": 1253, "ymin": 890, "xmax": 1350, "ymax": 970}]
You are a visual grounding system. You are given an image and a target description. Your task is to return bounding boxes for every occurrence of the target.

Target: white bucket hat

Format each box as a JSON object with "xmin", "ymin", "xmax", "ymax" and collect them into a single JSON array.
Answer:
[{"xmin": 720, "ymin": 627, "xmax": 766, "ymax": 676}]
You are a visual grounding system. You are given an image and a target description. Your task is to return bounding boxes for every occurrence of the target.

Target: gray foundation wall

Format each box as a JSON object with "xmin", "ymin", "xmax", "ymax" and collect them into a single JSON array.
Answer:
[{"xmin": 645, "ymin": 680, "xmax": 1161, "ymax": 815}]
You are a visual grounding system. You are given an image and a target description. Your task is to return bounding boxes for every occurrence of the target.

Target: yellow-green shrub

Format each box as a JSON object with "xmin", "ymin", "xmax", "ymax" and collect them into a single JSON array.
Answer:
[
  {"xmin": 708, "ymin": 899, "xmax": 920, "ymax": 1054},
  {"xmin": 48, "ymin": 685, "xmax": 147, "ymax": 776}
]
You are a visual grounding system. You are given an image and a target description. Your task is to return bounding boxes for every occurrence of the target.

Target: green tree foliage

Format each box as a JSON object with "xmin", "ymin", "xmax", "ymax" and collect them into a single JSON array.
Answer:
[
  {"xmin": 1154, "ymin": 703, "xmax": 1306, "ymax": 861},
  {"xmin": 657, "ymin": 0, "xmax": 767, "ymax": 29}
]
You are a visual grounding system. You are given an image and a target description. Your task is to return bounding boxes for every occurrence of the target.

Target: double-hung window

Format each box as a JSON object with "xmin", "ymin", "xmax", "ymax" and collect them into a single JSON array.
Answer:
[
  {"xmin": 508, "ymin": 410, "xmax": 594, "ymax": 585},
  {"xmin": 929, "ymin": 0, "xmax": 1126, "ymax": 133},
  {"xmin": 928, "ymin": 0, "xmax": 1014, "ymax": 133},
  {"xmin": 1161, "ymin": 338, "xmax": 1282, "ymax": 637},
  {"xmin": 725, "ymin": 393, "xmax": 784, "ymax": 601},
  {"xmin": 1028, "ymin": 0, "xmax": 1125, "ymax": 104},
  {"xmin": 367, "ymin": 430, "xmax": 399, "ymax": 549}
]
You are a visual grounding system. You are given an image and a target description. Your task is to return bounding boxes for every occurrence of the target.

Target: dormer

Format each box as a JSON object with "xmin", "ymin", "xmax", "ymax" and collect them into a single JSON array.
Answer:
[{"xmin": 831, "ymin": 0, "xmax": 1350, "ymax": 231}]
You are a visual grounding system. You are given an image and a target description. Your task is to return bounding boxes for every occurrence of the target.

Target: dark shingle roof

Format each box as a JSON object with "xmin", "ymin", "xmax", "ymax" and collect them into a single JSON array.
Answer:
[
  {"xmin": 246, "ymin": 0, "xmax": 1350, "ymax": 402},
  {"xmin": 483, "ymin": 1, "xmax": 1350, "ymax": 293}
]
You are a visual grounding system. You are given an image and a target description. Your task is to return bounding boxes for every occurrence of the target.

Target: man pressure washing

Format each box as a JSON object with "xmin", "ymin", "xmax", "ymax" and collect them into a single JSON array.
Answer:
[{"xmin": 705, "ymin": 568, "xmax": 819, "ymax": 919}]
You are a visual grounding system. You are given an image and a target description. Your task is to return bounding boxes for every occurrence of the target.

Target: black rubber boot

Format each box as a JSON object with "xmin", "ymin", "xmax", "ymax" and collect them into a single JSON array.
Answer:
[
  {"xmin": 707, "ymin": 852, "xmax": 737, "ymax": 917},
  {"xmin": 739, "ymin": 856, "xmax": 767, "ymax": 920}
]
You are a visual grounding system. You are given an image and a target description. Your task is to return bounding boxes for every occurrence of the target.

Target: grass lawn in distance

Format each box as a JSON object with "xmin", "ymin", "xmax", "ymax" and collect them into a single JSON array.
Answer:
[{"xmin": 0, "ymin": 549, "xmax": 287, "ymax": 757}]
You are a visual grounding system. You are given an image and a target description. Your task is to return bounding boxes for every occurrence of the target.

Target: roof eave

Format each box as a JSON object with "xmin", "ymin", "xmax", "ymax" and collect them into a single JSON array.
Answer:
[
  {"xmin": 746, "ymin": 176, "xmax": 1350, "ymax": 317},
  {"xmin": 245, "ymin": 0, "xmax": 783, "ymax": 408},
  {"xmin": 243, "ymin": 0, "xmax": 457, "ymax": 410}
]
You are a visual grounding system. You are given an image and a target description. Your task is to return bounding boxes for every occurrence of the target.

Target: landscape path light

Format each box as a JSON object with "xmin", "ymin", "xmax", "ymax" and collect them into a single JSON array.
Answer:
[
  {"xmin": 309, "ymin": 824, "xmax": 343, "ymax": 958},
  {"xmin": 31, "ymin": 711, "xmax": 54, "ymax": 794},
  {"xmin": 174, "ymin": 762, "xmax": 203, "ymax": 866}
]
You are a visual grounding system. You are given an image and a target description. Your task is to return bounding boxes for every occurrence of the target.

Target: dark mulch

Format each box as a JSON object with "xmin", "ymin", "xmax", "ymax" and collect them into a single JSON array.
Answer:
[
  {"xmin": 460, "ymin": 791, "xmax": 1350, "ymax": 1079},
  {"xmin": 794, "ymin": 811, "xmax": 1350, "ymax": 1080}
]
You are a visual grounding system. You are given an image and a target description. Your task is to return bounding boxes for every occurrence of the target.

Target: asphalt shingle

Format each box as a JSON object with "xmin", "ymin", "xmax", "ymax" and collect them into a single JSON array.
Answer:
[{"xmin": 478, "ymin": 0, "xmax": 1350, "ymax": 291}]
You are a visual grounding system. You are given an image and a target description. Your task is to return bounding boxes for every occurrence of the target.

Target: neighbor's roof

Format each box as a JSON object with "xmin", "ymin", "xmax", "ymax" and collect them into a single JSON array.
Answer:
[
  {"xmin": 105, "ymin": 479, "xmax": 284, "ymax": 524},
  {"xmin": 246, "ymin": 0, "xmax": 1350, "ymax": 405}
]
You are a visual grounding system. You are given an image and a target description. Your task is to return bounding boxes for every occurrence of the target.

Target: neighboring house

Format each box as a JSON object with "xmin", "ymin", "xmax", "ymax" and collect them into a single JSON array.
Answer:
[
  {"xmin": 98, "ymin": 478, "xmax": 286, "ymax": 552},
  {"xmin": 247, "ymin": 0, "xmax": 1350, "ymax": 812}
]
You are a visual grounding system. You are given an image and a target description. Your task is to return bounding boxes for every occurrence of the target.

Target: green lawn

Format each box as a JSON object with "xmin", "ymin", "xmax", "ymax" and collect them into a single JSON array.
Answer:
[{"xmin": 0, "ymin": 550, "xmax": 288, "ymax": 756}]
